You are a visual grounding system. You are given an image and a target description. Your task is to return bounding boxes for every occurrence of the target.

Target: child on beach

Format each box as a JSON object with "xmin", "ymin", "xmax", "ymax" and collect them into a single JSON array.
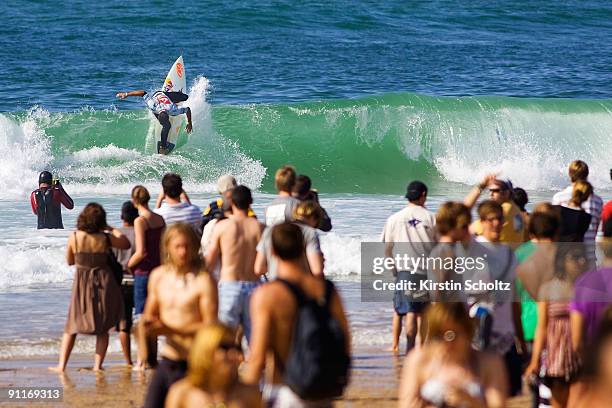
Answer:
[{"xmin": 113, "ymin": 201, "xmax": 138, "ymax": 366}]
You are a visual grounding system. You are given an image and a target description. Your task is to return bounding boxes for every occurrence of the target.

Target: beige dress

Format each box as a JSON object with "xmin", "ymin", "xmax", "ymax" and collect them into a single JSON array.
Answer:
[{"xmin": 64, "ymin": 231, "xmax": 124, "ymax": 335}]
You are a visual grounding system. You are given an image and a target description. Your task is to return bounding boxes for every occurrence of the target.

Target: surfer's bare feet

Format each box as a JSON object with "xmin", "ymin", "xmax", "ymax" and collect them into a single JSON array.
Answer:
[
  {"xmin": 48, "ymin": 366, "xmax": 65, "ymax": 373},
  {"xmin": 93, "ymin": 366, "xmax": 105, "ymax": 372}
]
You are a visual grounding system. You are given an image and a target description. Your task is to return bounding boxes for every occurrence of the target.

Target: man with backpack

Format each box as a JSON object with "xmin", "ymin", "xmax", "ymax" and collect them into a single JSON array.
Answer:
[{"xmin": 245, "ymin": 223, "xmax": 351, "ymax": 407}]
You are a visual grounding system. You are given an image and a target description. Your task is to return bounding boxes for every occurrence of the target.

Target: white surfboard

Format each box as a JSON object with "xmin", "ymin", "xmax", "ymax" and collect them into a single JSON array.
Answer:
[{"xmin": 154, "ymin": 56, "xmax": 186, "ymax": 154}]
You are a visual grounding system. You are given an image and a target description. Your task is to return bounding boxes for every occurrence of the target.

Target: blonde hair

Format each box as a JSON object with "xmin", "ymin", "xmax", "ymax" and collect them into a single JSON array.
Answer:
[
  {"xmin": 161, "ymin": 223, "xmax": 203, "ymax": 272},
  {"xmin": 187, "ymin": 324, "xmax": 236, "ymax": 388},
  {"xmin": 275, "ymin": 165, "xmax": 296, "ymax": 192},
  {"xmin": 131, "ymin": 185, "xmax": 151, "ymax": 205},
  {"xmin": 293, "ymin": 200, "xmax": 322, "ymax": 223},
  {"xmin": 569, "ymin": 160, "xmax": 589, "ymax": 182},
  {"xmin": 570, "ymin": 180, "xmax": 592, "ymax": 208}
]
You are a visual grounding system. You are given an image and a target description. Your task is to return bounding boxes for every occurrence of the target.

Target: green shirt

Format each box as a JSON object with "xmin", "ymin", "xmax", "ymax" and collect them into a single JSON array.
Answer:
[{"xmin": 515, "ymin": 241, "xmax": 537, "ymax": 341}]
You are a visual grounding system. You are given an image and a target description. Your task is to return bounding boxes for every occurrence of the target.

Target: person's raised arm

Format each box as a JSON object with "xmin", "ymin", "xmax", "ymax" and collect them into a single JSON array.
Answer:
[
  {"xmin": 127, "ymin": 217, "xmax": 147, "ymax": 269},
  {"xmin": 464, "ymin": 174, "xmax": 497, "ymax": 209},
  {"xmin": 318, "ymin": 207, "xmax": 332, "ymax": 232},
  {"xmin": 180, "ymin": 189, "xmax": 191, "ymax": 204},
  {"xmin": 116, "ymin": 90, "xmax": 146, "ymax": 99},
  {"xmin": 56, "ymin": 183, "xmax": 74, "ymax": 209},
  {"xmin": 106, "ymin": 227, "xmax": 131, "ymax": 249},
  {"xmin": 155, "ymin": 186, "xmax": 165, "ymax": 209}
]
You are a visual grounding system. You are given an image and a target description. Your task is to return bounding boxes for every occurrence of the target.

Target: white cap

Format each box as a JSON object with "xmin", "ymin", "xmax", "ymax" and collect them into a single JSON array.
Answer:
[{"xmin": 217, "ymin": 175, "xmax": 237, "ymax": 194}]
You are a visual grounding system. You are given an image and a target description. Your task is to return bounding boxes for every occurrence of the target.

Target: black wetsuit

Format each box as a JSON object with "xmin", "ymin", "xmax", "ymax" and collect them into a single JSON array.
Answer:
[{"xmin": 30, "ymin": 186, "xmax": 74, "ymax": 229}]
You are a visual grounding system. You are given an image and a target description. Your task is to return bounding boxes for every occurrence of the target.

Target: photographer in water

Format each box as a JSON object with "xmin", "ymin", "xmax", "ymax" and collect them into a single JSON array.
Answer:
[{"xmin": 30, "ymin": 171, "xmax": 74, "ymax": 229}]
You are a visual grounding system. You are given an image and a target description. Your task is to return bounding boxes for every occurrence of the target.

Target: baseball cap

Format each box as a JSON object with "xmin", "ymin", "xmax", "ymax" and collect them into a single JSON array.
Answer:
[
  {"xmin": 492, "ymin": 178, "xmax": 513, "ymax": 191},
  {"xmin": 217, "ymin": 175, "xmax": 237, "ymax": 194},
  {"xmin": 405, "ymin": 181, "xmax": 428, "ymax": 201}
]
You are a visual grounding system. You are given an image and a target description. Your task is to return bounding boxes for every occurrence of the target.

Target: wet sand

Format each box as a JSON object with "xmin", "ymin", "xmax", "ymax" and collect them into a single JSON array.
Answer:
[{"xmin": 0, "ymin": 347, "xmax": 530, "ymax": 407}]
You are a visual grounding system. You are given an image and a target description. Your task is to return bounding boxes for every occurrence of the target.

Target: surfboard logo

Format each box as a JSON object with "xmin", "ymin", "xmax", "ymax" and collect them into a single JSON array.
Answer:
[
  {"xmin": 163, "ymin": 78, "xmax": 174, "ymax": 91},
  {"xmin": 176, "ymin": 63, "xmax": 184, "ymax": 78}
]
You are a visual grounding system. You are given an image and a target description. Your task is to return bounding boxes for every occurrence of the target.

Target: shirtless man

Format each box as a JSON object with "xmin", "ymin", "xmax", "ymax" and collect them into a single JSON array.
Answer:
[
  {"xmin": 140, "ymin": 223, "xmax": 218, "ymax": 408},
  {"xmin": 244, "ymin": 223, "xmax": 350, "ymax": 406},
  {"xmin": 206, "ymin": 185, "xmax": 264, "ymax": 343}
]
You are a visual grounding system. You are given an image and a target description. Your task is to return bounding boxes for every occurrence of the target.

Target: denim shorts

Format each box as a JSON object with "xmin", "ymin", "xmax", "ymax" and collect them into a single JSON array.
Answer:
[
  {"xmin": 134, "ymin": 274, "xmax": 149, "ymax": 315},
  {"xmin": 218, "ymin": 280, "xmax": 260, "ymax": 342}
]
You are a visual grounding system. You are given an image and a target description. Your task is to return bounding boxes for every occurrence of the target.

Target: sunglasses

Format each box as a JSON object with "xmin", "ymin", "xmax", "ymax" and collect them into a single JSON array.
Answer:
[
  {"xmin": 484, "ymin": 216, "xmax": 503, "ymax": 222},
  {"xmin": 219, "ymin": 343, "xmax": 242, "ymax": 352}
]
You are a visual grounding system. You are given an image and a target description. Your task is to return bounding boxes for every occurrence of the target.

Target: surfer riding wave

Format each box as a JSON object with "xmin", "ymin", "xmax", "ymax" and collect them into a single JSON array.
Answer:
[{"xmin": 116, "ymin": 89, "xmax": 193, "ymax": 155}]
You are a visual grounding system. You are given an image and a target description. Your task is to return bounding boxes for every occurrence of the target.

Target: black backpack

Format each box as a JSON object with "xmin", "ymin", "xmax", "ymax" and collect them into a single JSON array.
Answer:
[{"xmin": 278, "ymin": 278, "xmax": 351, "ymax": 401}]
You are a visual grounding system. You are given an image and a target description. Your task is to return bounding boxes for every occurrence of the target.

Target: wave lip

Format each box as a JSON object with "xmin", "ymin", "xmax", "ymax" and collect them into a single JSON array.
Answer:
[
  {"xmin": 213, "ymin": 93, "xmax": 612, "ymax": 193},
  {"xmin": 1, "ymin": 90, "xmax": 610, "ymax": 198}
]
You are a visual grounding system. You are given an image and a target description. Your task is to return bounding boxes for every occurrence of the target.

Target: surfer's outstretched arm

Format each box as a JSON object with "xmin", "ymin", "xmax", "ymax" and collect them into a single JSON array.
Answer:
[{"xmin": 116, "ymin": 90, "xmax": 146, "ymax": 99}]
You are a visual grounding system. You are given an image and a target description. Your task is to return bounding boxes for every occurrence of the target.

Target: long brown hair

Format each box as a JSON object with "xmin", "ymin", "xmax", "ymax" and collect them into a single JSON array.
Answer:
[
  {"xmin": 160, "ymin": 223, "xmax": 204, "ymax": 272},
  {"xmin": 76, "ymin": 203, "xmax": 107, "ymax": 233}
]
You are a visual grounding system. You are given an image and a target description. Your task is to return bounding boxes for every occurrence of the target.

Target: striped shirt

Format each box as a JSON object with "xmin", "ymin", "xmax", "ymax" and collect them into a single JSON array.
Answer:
[
  {"xmin": 154, "ymin": 202, "xmax": 202, "ymax": 231},
  {"xmin": 552, "ymin": 185, "xmax": 603, "ymax": 243}
]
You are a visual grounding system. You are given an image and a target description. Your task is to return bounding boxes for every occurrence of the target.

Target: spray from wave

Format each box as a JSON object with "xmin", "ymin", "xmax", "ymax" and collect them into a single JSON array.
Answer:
[{"xmin": 0, "ymin": 77, "xmax": 266, "ymax": 200}]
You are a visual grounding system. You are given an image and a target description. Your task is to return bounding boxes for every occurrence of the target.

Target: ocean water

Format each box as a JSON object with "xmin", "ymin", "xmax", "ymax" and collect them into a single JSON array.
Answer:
[{"xmin": 0, "ymin": 0, "xmax": 611, "ymax": 358}]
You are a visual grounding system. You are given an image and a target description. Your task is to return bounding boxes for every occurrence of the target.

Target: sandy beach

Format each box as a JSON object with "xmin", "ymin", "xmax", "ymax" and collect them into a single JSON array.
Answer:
[{"xmin": 0, "ymin": 347, "xmax": 531, "ymax": 407}]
